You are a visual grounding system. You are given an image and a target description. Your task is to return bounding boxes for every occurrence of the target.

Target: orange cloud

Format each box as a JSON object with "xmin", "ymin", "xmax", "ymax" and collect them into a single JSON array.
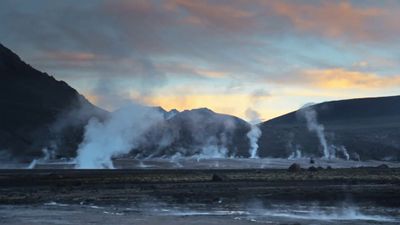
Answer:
[
  {"xmin": 157, "ymin": 63, "xmax": 229, "ymax": 79},
  {"xmin": 144, "ymin": 94, "xmax": 247, "ymax": 115},
  {"xmin": 83, "ymin": 93, "xmax": 100, "ymax": 106},
  {"xmin": 46, "ymin": 52, "xmax": 97, "ymax": 61},
  {"xmin": 167, "ymin": 0, "xmax": 396, "ymax": 41},
  {"xmin": 268, "ymin": 0, "xmax": 388, "ymax": 41},
  {"xmin": 303, "ymin": 68, "xmax": 400, "ymax": 89},
  {"xmin": 142, "ymin": 93, "xmax": 280, "ymax": 121},
  {"xmin": 168, "ymin": 0, "xmax": 255, "ymax": 30},
  {"xmin": 195, "ymin": 69, "xmax": 227, "ymax": 78}
]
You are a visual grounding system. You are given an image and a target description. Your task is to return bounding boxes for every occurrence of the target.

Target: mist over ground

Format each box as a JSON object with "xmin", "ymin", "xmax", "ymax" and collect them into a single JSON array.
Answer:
[{"xmin": 2, "ymin": 1, "xmax": 400, "ymax": 225}]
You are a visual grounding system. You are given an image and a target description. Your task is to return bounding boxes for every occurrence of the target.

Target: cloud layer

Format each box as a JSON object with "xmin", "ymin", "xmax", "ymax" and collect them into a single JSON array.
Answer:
[{"xmin": 1, "ymin": 0, "xmax": 400, "ymax": 119}]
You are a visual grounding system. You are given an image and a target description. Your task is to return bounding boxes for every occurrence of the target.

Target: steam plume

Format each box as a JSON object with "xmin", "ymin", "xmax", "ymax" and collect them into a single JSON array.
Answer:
[
  {"xmin": 75, "ymin": 103, "xmax": 164, "ymax": 169},
  {"xmin": 26, "ymin": 148, "xmax": 55, "ymax": 169},
  {"xmin": 245, "ymin": 108, "xmax": 262, "ymax": 158},
  {"xmin": 300, "ymin": 106, "xmax": 330, "ymax": 159},
  {"xmin": 247, "ymin": 126, "xmax": 261, "ymax": 158}
]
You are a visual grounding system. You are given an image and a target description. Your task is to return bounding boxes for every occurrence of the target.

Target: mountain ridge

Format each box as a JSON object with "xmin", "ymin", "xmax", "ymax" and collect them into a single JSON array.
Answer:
[
  {"xmin": 0, "ymin": 43, "xmax": 107, "ymax": 160},
  {"xmin": 257, "ymin": 95, "xmax": 400, "ymax": 160},
  {"xmin": 1, "ymin": 43, "xmax": 399, "ymax": 161}
]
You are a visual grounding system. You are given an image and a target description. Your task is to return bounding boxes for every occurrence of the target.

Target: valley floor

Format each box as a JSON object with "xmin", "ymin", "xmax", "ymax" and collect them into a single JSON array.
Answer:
[{"xmin": 0, "ymin": 165, "xmax": 399, "ymax": 224}]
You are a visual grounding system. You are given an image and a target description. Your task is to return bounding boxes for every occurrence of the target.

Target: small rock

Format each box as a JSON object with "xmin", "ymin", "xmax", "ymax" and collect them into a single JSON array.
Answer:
[
  {"xmin": 288, "ymin": 163, "xmax": 301, "ymax": 172},
  {"xmin": 211, "ymin": 174, "xmax": 226, "ymax": 182},
  {"xmin": 376, "ymin": 164, "xmax": 389, "ymax": 169},
  {"xmin": 308, "ymin": 166, "xmax": 318, "ymax": 172},
  {"xmin": 309, "ymin": 157, "xmax": 315, "ymax": 164}
]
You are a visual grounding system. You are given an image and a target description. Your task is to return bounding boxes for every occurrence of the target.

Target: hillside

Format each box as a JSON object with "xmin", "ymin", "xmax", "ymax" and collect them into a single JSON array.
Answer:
[
  {"xmin": 0, "ymin": 43, "xmax": 107, "ymax": 160},
  {"xmin": 258, "ymin": 96, "xmax": 400, "ymax": 160},
  {"xmin": 2, "ymin": 43, "xmax": 400, "ymax": 162},
  {"xmin": 0, "ymin": 44, "xmax": 252, "ymax": 161}
]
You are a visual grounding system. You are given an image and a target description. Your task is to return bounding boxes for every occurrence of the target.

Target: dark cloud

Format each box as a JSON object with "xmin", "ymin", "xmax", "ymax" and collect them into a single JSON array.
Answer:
[{"xmin": 1, "ymin": 0, "xmax": 399, "ymax": 110}]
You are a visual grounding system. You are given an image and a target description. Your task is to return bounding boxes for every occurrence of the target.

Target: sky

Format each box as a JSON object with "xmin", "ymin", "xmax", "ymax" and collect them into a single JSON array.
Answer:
[{"xmin": 1, "ymin": 0, "xmax": 400, "ymax": 121}]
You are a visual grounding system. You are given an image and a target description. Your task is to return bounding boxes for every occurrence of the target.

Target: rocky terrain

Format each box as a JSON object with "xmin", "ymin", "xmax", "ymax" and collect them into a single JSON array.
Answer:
[
  {"xmin": 1, "ymin": 161, "xmax": 399, "ymax": 224},
  {"xmin": 1, "ymin": 167, "xmax": 399, "ymax": 205}
]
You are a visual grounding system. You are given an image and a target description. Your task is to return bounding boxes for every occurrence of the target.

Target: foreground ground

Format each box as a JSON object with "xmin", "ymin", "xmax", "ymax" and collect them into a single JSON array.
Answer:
[{"xmin": 0, "ymin": 165, "xmax": 399, "ymax": 224}]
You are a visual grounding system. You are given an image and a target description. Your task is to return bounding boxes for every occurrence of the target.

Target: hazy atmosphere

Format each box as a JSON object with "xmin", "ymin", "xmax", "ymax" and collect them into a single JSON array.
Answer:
[
  {"xmin": 2, "ymin": 0, "xmax": 400, "ymax": 120},
  {"xmin": 1, "ymin": 1, "xmax": 400, "ymax": 225}
]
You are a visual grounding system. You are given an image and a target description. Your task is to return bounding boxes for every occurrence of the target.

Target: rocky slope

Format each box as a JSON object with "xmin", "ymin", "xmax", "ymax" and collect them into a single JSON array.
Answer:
[
  {"xmin": 258, "ymin": 96, "xmax": 400, "ymax": 160},
  {"xmin": 0, "ymin": 43, "xmax": 107, "ymax": 160}
]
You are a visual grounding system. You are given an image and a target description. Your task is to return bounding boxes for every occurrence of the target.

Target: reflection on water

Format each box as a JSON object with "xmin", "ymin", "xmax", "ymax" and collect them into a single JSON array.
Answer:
[
  {"xmin": 245, "ymin": 203, "xmax": 398, "ymax": 223},
  {"xmin": 1, "ymin": 200, "xmax": 396, "ymax": 225},
  {"xmin": 145, "ymin": 201, "xmax": 399, "ymax": 224}
]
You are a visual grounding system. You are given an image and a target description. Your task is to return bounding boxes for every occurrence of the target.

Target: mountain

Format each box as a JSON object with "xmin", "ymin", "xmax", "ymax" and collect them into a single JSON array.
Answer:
[
  {"xmin": 258, "ymin": 96, "xmax": 400, "ymax": 160},
  {"xmin": 2, "ymin": 43, "xmax": 399, "ymax": 162},
  {"xmin": 136, "ymin": 108, "xmax": 252, "ymax": 158},
  {"xmin": 0, "ymin": 44, "xmax": 252, "ymax": 161},
  {"xmin": 0, "ymin": 43, "xmax": 107, "ymax": 161},
  {"xmin": 149, "ymin": 106, "xmax": 180, "ymax": 120}
]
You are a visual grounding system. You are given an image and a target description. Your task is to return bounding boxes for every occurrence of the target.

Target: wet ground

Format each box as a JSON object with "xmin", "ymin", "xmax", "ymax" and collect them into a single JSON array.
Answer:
[
  {"xmin": 3, "ymin": 157, "xmax": 400, "ymax": 169},
  {"xmin": 1, "ymin": 158, "xmax": 399, "ymax": 224},
  {"xmin": 1, "ymin": 200, "xmax": 399, "ymax": 225}
]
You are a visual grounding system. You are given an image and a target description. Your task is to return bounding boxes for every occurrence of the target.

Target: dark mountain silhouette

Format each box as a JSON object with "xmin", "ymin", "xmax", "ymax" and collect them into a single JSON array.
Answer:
[
  {"xmin": 0, "ymin": 44, "xmax": 251, "ymax": 161},
  {"xmin": 1, "ymin": 43, "xmax": 399, "ymax": 162},
  {"xmin": 0, "ymin": 43, "xmax": 107, "ymax": 161},
  {"xmin": 258, "ymin": 96, "xmax": 400, "ymax": 160}
]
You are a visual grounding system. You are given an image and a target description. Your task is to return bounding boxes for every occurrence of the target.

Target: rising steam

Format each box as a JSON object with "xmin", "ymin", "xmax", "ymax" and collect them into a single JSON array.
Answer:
[
  {"xmin": 300, "ymin": 106, "xmax": 330, "ymax": 159},
  {"xmin": 247, "ymin": 126, "xmax": 261, "ymax": 158},
  {"xmin": 299, "ymin": 105, "xmax": 350, "ymax": 160},
  {"xmin": 27, "ymin": 148, "xmax": 55, "ymax": 169},
  {"xmin": 75, "ymin": 103, "xmax": 164, "ymax": 169},
  {"xmin": 245, "ymin": 108, "xmax": 262, "ymax": 158}
]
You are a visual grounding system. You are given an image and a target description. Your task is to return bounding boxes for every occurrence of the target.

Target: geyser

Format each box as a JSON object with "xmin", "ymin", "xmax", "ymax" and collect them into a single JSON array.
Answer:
[
  {"xmin": 75, "ymin": 103, "xmax": 164, "ymax": 169},
  {"xmin": 298, "ymin": 106, "xmax": 351, "ymax": 160},
  {"xmin": 27, "ymin": 148, "xmax": 55, "ymax": 169},
  {"xmin": 247, "ymin": 125, "xmax": 261, "ymax": 158},
  {"xmin": 300, "ymin": 106, "xmax": 330, "ymax": 159},
  {"xmin": 245, "ymin": 108, "xmax": 262, "ymax": 158}
]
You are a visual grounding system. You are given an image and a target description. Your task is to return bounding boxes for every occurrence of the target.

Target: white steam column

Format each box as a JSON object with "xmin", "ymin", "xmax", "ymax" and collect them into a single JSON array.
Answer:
[
  {"xmin": 245, "ymin": 108, "xmax": 262, "ymax": 159},
  {"xmin": 300, "ymin": 106, "xmax": 330, "ymax": 159},
  {"xmin": 247, "ymin": 125, "xmax": 261, "ymax": 158}
]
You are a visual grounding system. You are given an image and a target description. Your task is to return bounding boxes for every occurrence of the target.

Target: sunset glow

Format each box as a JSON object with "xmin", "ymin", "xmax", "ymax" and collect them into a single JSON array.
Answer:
[{"xmin": 2, "ymin": 0, "xmax": 400, "ymax": 120}]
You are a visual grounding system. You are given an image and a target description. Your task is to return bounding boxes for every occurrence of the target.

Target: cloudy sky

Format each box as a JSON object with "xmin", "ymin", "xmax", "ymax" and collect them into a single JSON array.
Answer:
[{"xmin": 1, "ymin": 0, "xmax": 400, "ymax": 121}]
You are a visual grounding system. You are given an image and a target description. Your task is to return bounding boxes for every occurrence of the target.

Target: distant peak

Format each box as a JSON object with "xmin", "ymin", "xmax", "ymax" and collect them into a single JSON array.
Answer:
[
  {"xmin": 187, "ymin": 107, "xmax": 214, "ymax": 114},
  {"xmin": 151, "ymin": 106, "xmax": 167, "ymax": 113},
  {"xmin": 0, "ymin": 43, "xmax": 24, "ymax": 69}
]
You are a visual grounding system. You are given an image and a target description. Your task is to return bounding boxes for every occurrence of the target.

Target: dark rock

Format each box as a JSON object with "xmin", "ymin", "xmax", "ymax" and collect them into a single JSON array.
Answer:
[
  {"xmin": 211, "ymin": 174, "xmax": 227, "ymax": 182},
  {"xmin": 326, "ymin": 166, "xmax": 332, "ymax": 170},
  {"xmin": 308, "ymin": 166, "xmax": 318, "ymax": 172},
  {"xmin": 288, "ymin": 163, "xmax": 301, "ymax": 172},
  {"xmin": 376, "ymin": 164, "xmax": 389, "ymax": 169},
  {"xmin": 309, "ymin": 158, "xmax": 315, "ymax": 164}
]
